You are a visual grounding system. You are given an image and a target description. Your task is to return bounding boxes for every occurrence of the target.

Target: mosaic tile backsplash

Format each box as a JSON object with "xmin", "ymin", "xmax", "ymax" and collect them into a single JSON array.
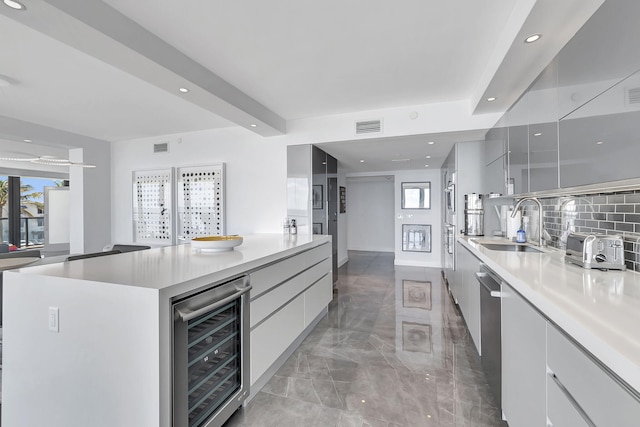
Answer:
[{"xmin": 520, "ymin": 191, "xmax": 640, "ymax": 272}]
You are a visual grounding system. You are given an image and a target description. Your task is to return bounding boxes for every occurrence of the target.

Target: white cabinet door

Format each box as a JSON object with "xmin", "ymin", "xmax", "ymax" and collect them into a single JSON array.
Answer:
[
  {"xmin": 501, "ymin": 283, "xmax": 547, "ymax": 427},
  {"xmin": 451, "ymin": 242, "xmax": 465, "ymax": 305},
  {"xmin": 454, "ymin": 243, "xmax": 481, "ymax": 355},
  {"xmin": 463, "ymin": 247, "xmax": 481, "ymax": 354},
  {"xmin": 547, "ymin": 372, "xmax": 591, "ymax": 427},
  {"xmin": 547, "ymin": 324, "xmax": 640, "ymax": 427}
]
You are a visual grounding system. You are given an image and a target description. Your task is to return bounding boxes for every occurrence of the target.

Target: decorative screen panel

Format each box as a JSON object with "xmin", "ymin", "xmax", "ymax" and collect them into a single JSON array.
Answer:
[
  {"xmin": 177, "ymin": 164, "xmax": 225, "ymax": 242},
  {"xmin": 132, "ymin": 169, "xmax": 173, "ymax": 244}
]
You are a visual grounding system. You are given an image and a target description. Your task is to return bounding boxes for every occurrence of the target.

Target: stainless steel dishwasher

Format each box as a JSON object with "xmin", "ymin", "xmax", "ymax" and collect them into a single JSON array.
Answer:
[
  {"xmin": 476, "ymin": 264, "xmax": 502, "ymax": 409},
  {"xmin": 173, "ymin": 275, "xmax": 251, "ymax": 427}
]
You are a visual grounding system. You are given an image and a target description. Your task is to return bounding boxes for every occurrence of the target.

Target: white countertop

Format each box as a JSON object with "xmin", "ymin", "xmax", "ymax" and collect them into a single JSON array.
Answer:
[
  {"xmin": 458, "ymin": 236, "xmax": 640, "ymax": 394},
  {"xmin": 11, "ymin": 234, "xmax": 331, "ymax": 293}
]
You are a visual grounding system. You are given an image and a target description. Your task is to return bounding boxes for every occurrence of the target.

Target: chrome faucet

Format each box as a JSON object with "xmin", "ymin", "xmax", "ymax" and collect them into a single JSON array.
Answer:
[{"xmin": 511, "ymin": 197, "xmax": 549, "ymax": 247}]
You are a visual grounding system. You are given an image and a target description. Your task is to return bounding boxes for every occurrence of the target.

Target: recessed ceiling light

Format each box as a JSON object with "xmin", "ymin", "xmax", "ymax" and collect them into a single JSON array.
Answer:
[
  {"xmin": 425, "ymin": 155, "xmax": 431, "ymax": 159},
  {"xmin": 178, "ymin": 87, "xmax": 189, "ymax": 93},
  {"xmin": 533, "ymin": 133, "xmax": 542, "ymax": 137},
  {"xmin": 524, "ymin": 34, "xmax": 542, "ymax": 43},
  {"xmin": 250, "ymin": 124, "xmax": 257, "ymax": 127},
  {"xmin": 23, "ymin": 139, "xmax": 32, "ymax": 143},
  {"xmin": 3, "ymin": 0, "xmax": 26, "ymax": 10},
  {"xmin": 424, "ymin": 164, "xmax": 429, "ymax": 168},
  {"xmin": 359, "ymin": 160, "xmax": 364, "ymax": 163},
  {"xmin": 428, "ymin": 141, "xmax": 435, "ymax": 145},
  {"xmin": 487, "ymin": 97, "xmax": 496, "ymax": 102},
  {"xmin": 596, "ymin": 141, "xmax": 604, "ymax": 145}
]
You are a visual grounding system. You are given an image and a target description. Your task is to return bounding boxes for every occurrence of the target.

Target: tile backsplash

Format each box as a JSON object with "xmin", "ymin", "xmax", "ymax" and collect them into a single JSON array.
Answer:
[{"xmin": 521, "ymin": 190, "xmax": 640, "ymax": 272}]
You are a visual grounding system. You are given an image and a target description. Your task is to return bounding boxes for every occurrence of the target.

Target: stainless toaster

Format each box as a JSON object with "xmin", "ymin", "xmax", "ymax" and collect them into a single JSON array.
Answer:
[{"xmin": 565, "ymin": 233, "xmax": 626, "ymax": 270}]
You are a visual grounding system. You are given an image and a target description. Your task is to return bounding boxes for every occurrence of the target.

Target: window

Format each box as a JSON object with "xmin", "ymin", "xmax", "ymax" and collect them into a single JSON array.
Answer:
[{"xmin": 0, "ymin": 175, "xmax": 67, "ymax": 248}]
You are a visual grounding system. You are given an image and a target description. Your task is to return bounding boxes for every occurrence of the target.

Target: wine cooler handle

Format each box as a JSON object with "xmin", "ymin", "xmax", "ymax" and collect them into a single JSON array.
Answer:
[{"xmin": 176, "ymin": 284, "xmax": 252, "ymax": 322}]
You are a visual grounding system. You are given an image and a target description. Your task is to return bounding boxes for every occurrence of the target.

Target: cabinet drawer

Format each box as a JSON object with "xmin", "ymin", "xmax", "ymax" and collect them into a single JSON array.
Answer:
[
  {"xmin": 547, "ymin": 324, "xmax": 640, "ymax": 427},
  {"xmin": 547, "ymin": 373, "xmax": 591, "ymax": 427},
  {"xmin": 304, "ymin": 273, "xmax": 332, "ymax": 328},
  {"xmin": 250, "ymin": 258, "xmax": 330, "ymax": 327},
  {"xmin": 250, "ymin": 294, "xmax": 304, "ymax": 385},
  {"xmin": 250, "ymin": 243, "xmax": 330, "ymax": 298}
]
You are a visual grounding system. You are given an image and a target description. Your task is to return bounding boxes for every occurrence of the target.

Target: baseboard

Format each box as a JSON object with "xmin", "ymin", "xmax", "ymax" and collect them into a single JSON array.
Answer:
[
  {"xmin": 347, "ymin": 246, "xmax": 395, "ymax": 252},
  {"xmin": 394, "ymin": 259, "xmax": 443, "ymax": 268},
  {"xmin": 246, "ymin": 306, "xmax": 328, "ymax": 403},
  {"xmin": 338, "ymin": 256, "xmax": 349, "ymax": 267}
]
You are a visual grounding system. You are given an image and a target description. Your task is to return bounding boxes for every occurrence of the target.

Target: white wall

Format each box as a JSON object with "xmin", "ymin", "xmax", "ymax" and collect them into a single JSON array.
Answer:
[
  {"xmin": 111, "ymin": 127, "xmax": 287, "ymax": 244},
  {"xmin": 346, "ymin": 176, "xmax": 395, "ymax": 252},
  {"xmin": 110, "ymin": 101, "xmax": 500, "ymax": 253},
  {"xmin": 394, "ymin": 169, "xmax": 442, "ymax": 268}
]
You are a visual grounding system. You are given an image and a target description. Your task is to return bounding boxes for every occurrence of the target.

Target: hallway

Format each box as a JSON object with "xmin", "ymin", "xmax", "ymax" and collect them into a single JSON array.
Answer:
[{"xmin": 225, "ymin": 251, "xmax": 503, "ymax": 426}]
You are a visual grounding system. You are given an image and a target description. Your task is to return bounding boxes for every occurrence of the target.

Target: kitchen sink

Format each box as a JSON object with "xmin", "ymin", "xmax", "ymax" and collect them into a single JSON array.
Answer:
[{"xmin": 478, "ymin": 242, "xmax": 544, "ymax": 253}]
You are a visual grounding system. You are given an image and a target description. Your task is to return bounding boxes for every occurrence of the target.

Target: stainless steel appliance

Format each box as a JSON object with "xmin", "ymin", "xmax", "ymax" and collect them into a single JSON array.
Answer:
[
  {"xmin": 464, "ymin": 193, "xmax": 484, "ymax": 236},
  {"xmin": 565, "ymin": 233, "xmax": 626, "ymax": 270},
  {"xmin": 444, "ymin": 180, "xmax": 456, "ymax": 219},
  {"xmin": 476, "ymin": 264, "xmax": 502, "ymax": 408},
  {"xmin": 443, "ymin": 172, "xmax": 457, "ymax": 280},
  {"xmin": 173, "ymin": 275, "xmax": 251, "ymax": 427}
]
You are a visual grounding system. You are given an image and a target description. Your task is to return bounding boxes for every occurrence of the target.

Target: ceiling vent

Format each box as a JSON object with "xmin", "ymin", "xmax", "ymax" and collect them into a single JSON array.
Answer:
[
  {"xmin": 153, "ymin": 142, "xmax": 169, "ymax": 154},
  {"xmin": 626, "ymin": 87, "xmax": 640, "ymax": 105},
  {"xmin": 355, "ymin": 119, "xmax": 382, "ymax": 135}
]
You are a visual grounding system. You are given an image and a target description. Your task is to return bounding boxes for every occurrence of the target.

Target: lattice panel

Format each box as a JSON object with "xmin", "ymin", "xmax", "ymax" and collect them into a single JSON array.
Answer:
[
  {"xmin": 177, "ymin": 164, "xmax": 225, "ymax": 241},
  {"xmin": 132, "ymin": 169, "xmax": 173, "ymax": 243}
]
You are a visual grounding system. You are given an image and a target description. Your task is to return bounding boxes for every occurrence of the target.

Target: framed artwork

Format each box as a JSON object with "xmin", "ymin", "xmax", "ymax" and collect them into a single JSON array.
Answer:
[
  {"xmin": 176, "ymin": 164, "xmax": 225, "ymax": 243},
  {"xmin": 402, "ymin": 224, "xmax": 431, "ymax": 252},
  {"xmin": 312, "ymin": 185, "xmax": 323, "ymax": 209},
  {"xmin": 402, "ymin": 280, "xmax": 432, "ymax": 310},
  {"xmin": 401, "ymin": 182, "xmax": 431, "ymax": 209},
  {"xmin": 339, "ymin": 186, "xmax": 346, "ymax": 213},
  {"xmin": 132, "ymin": 168, "xmax": 174, "ymax": 244},
  {"xmin": 312, "ymin": 222, "xmax": 323, "ymax": 234},
  {"xmin": 402, "ymin": 322, "xmax": 432, "ymax": 353}
]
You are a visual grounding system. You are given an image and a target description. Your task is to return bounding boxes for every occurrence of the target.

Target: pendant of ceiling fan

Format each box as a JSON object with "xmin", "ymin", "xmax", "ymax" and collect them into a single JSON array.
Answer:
[{"xmin": 0, "ymin": 153, "xmax": 96, "ymax": 167}]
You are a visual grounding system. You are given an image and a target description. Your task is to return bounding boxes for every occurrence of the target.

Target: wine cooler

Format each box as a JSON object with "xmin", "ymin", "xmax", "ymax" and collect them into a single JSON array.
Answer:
[{"xmin": 173, "ymin": 275, "xmax": 251, "ymax": 427}]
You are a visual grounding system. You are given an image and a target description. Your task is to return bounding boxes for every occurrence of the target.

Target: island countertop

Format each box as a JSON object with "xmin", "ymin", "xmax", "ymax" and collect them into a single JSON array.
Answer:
[
  {"xmin": 458, "ymin": 236, "xmax": 640, "ymax": 395},
  {"xmin": 10, "ymin": 234, "xmax": 331, "ymax": 294}
]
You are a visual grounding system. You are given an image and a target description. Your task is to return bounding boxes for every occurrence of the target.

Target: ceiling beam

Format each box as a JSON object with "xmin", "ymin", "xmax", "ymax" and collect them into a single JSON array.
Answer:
[{"xmin": 2, "ymin": 0, "xmax": 286, "ymax": 137}]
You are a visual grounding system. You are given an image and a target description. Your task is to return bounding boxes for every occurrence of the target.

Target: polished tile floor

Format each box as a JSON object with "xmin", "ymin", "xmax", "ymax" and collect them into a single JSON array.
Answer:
[{"xmin": 225, "ymin": 251, "xmax": 503, "ymax": 426}]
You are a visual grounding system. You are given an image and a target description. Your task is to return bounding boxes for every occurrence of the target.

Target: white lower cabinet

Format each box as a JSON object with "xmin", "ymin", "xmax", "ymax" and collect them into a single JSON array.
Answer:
[
  {"xmin": 454, "ymin": 242, "xmax": 481, "ymax": 354},
  {"xmin": 547, "ymin": 375, "xmax": 591, "ymax": 427},
  {"xmin": 501, "ymin": 283, "xmax": 547, "ymax": 427},
  {"xmin": 250, "ymin": 294, "xmax": 305, "ymax": 384},
  {"xmin": 547, "ymin": 324, "xmax": 640, "ymax": 427},
  {"xmin": 249, "ymin": 242, "xmax": 332, "ymax": 386}
]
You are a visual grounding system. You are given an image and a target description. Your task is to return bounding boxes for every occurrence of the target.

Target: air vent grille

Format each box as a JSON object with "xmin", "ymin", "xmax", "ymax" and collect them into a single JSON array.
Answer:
[
  {"xmin": 355, "ymin": 120, "xmax": 382, "ymax": 134},
  {"xmin": 153, "ymin": 142, "xmax": 169, "ymax": 153},
  {"xmin": 627, "ymin": 87, "xmax": 640, "ymax": 105}
]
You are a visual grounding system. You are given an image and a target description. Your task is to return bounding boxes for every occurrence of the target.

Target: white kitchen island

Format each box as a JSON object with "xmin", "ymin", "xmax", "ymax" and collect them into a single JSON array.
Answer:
[{"xmin": 1, "ymin": 234, "xmax": 332, "ymax": 427}]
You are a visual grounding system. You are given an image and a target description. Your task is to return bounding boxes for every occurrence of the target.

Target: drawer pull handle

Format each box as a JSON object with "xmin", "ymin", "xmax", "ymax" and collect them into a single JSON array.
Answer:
[{"xmin": 549, "ymin": 372, "xmax": 596, "ymax": 427}]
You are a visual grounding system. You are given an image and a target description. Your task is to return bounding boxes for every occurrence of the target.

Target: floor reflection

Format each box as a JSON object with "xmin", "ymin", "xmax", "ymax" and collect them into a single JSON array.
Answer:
[{"xmin": 225, "ymin": 251, "xmax": 503, "ymax": 427}]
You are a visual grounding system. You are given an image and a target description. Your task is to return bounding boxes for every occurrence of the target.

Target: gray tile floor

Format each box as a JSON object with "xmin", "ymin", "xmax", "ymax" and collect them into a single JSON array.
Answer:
[{"xmin": 225, "ymin": 251, "xmax": 503, "ymax": 426}]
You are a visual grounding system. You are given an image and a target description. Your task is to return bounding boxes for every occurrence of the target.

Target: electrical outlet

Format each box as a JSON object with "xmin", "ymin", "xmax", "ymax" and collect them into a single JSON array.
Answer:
[{"xmin": 48, "ymin": 307, "xmax": 59, "ymax": 332}]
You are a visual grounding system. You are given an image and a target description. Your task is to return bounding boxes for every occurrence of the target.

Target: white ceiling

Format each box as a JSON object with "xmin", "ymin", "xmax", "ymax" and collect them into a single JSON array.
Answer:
[{"xmin": 0, "ymin": 0, "xmax": 606, "ymax": 173}]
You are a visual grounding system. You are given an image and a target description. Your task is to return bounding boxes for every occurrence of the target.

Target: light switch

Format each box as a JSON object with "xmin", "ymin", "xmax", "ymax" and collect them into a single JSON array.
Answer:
[{"xmin": 48, "ymin": 307, "xmax": 59, "ymax": 332}]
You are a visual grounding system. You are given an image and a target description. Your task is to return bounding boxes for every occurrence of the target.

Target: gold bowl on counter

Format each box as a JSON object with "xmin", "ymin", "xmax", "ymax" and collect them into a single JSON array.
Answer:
[{"xmin": 191, "ymin": 235, "xmax": 243, "ymax": 252}]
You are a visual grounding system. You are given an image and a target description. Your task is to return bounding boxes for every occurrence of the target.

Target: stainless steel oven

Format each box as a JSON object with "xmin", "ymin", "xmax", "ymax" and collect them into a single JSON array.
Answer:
[{"xmin": 172, "ymin": 275, "xmax": 251, "ymax": 427}]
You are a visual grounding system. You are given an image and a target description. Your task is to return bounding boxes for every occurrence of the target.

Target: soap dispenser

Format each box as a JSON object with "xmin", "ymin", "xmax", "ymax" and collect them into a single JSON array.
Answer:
[{"xmin": 516, "ymin": 224, "xmax": 526, "ymax": 243}]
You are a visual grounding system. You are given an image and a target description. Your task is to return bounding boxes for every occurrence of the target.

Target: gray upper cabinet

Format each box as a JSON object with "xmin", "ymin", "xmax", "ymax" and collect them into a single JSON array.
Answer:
[
  {"xmin": 506, "ymin": 95, "xmax": 529, "ymax": 195},
  {"xmin": 528, "ymin": 58, "xmax": 559, "ymax": 192},
  {"xmin": 558, "ymin": 0, "xmax": 640, "ymax": 187},
  {"xmin": 483, "ymin": 123, "xmax": 507, "ymax": 196}
]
